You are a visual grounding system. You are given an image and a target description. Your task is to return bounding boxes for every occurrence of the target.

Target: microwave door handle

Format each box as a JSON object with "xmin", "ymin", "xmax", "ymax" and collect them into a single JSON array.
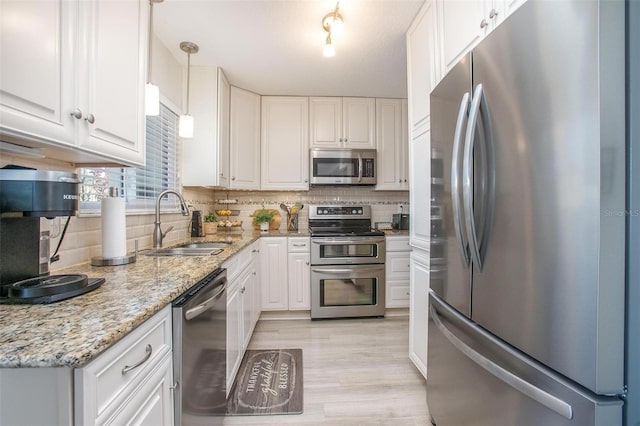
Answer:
[{"xmin": 358, "ymin": 153, "xmax": 363, "ymax": 182}]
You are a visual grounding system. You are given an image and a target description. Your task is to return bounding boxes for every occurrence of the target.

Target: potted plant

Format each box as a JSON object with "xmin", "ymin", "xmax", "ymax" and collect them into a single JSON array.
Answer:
[
  {"xmin": 251, "ymin": 208, "xmax": 274, "ymax": 232},
  {"xmin": 203, "ymin": 212, "xmax": 217, "ymax": 235}
]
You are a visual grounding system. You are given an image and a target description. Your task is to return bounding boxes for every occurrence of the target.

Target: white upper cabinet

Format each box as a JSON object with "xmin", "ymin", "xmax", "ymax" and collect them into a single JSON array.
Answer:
[
  {"xmin": 436, "ymin": 0, "xmax": 526, "ymax": 76},
  {"xmin": 217, "ymin": 68, "xmax": 231, "ymax": 188},
  {"xmin": 0, "ymin": 0, "xmax": 146, "ymax": 166},
  {"xmin": 375, "ymin": 98, "xmax": 409, "ymax": 191},
  {"xmin": 182, "ymin": 67, "xmax": 230, "ymax": 188},
  {"xmin": 406, "ymin": 0, "xmax": 438, "ymax": 134},
  {"xmin": 309, "ymin": 97, "xmax": 375, "ymax": 149},
  {"xmin": 230, "ymin": 86, "xmax": 260, "ymax": 190},
  {"xmin": 261, "ymin": 97, "xmax": 309, "ymax": 190}
]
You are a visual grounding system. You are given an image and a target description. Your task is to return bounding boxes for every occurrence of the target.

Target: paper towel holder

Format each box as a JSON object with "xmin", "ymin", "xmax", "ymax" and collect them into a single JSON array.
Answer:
[{"xmin": 91, "ymin": 188, "xmax": 137, "ymax": 267}]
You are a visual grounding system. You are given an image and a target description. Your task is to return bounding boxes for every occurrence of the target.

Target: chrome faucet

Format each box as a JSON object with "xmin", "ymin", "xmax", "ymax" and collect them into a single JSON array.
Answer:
[{"xmin": 153, "ymin": 189, "xmax": 190, "ymax": 248}]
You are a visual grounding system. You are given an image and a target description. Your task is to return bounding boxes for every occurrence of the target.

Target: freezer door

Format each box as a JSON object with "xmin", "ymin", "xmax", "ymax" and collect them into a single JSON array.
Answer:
[
  {"xmin": 468, "ymin": 0, "xmax": 625, "ymax": 394},
  {"xmin": 427, "ymin": 293, "xmax": 622, "ymax": 426},
  {"xmin": 429, "ymin": 54, "xmax": 473, "ymax": 317}
]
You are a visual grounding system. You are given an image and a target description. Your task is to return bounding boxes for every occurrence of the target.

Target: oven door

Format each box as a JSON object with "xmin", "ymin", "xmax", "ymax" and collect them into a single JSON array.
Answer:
[
  {"xmin": 310, "ymin": 264, "xmax": 385, "ymax": 319},
  {"xmin": 311, "ymin": 237, "xmax": 386, "ymax": 265}
]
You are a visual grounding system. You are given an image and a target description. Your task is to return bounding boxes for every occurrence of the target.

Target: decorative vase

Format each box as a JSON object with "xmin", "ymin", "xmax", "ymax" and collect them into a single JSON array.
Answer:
[
  {"xmin": 260, "ymin": 222, "xmax": 269, "ymax": 232},
  {"xmin": 203, "ymin": 222, "xmax": 218, "ymax": 235}
]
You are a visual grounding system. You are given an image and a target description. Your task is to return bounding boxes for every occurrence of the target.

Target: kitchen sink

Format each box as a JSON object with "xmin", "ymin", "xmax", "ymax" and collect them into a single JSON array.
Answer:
[
  {"xmin": 144, "ymin": 247, "xmax": 224, "ymax": 256},
  {"xmin": 176, "ymin": 242, "xmax": 232, "ymax": 249}
]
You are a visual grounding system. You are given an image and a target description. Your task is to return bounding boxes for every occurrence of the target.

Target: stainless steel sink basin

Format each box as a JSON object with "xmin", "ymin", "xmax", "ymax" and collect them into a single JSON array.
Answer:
[
  {"xmin": 144, "ymin": 247, "xmax": 224, "ymax": 256},
  {"xmin": 176, "ymin": 242, "xmax": 232, "ymax": 249}
]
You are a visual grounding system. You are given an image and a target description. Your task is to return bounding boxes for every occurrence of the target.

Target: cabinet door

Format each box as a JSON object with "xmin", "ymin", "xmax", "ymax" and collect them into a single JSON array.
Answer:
[
  {"xmin": 182, "ymin": 67, "xmax": 219, "ymax": 186},
  {"xmin": 107, "ymin": 354, "xmax": 173, "ymax": 426},
  {"xmin": 437, "ymin": 0, "xmax": 486, "ymax": 73},
  {"xmin": 230, "ymin": 86, "xmax": 260, "ymax": 189},
  {"xmin": 401, "ymin": 100, "xmax": 409, "ymax": 186},
  {"xmin": 342, "ymin": 97, "xmax": 375, "ymax": 148},
  {"xmin": 260, "ymin": 237, "xmax": 288, "ymax": 311},
  {"xmin": 375, "ymin": 98, "xmax": 404, "ymax": 190},
  {"xmin": 217, "ymin": 68, "xmax": 231, "ymax": 188},
  {"xmin": 0, "ymin": 0, "xmax": 76, "ymax": 146},
  {"xmin": 309, "ymin": 97, "xmax": 342, "ymax": 148},
  {"xmin": 226, "ymin": 284, "xmax": 243, "ymax": 394},
  {"xmin": 406, "ymin": 0, "xmax": 437, "ymax": 132},
  {"xmin": 261, "ymin": 97, "xmax": 309, "ymax": 190},
  {"xmin": 410, "ymin": 250, "xmax": 429, "ymax": 378},
  {"xmin": 288, "ymin": 252, "xmax": 310, "ymax": 310},
  {"xmin": 77, "ymin": 0, "xmax": 146, "ymax": 166},
  {"xmin": 409, "ymin": 128, "xmax": 431, "ymax": 251},
  {"xmin": 386, "ymin": 249, "xmax": 410, "ymax": 308},
  {"xmin": 239, "ymin": 268, "xmax": 255, "ymax": 349}
]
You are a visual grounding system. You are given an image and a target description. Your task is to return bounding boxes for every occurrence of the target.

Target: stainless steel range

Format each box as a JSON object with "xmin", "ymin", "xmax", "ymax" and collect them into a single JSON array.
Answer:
[{"xmin": 308, "ymin": 205, "xmax": 385, "ymax": 319}]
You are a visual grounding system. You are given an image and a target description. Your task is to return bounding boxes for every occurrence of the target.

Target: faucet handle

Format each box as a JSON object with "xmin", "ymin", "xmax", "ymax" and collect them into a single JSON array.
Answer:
[{"xmin": 162, "ymin": 225, "xmax": 174, "ymax": 239}]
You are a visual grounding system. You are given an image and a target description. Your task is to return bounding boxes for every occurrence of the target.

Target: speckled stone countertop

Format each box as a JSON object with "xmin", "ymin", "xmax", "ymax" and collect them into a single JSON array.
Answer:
[{"xmin": 0, "ymin": 229, "xmax": 309, "ymax": 369}]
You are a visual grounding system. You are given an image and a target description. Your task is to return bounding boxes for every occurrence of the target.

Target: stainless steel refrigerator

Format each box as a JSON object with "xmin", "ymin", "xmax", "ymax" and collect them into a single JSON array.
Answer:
[{"xmin": 427, "ymin": 0, "xmax": 638, "ymax": 424}]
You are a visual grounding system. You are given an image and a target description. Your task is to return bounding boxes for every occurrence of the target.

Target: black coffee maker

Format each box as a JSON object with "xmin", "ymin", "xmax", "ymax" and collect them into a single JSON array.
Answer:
[
  {"xmin": 0, "ymin": 168, "xmax": 104, "ymax": 303},
  {"xmin": 191, "ymin": 210, "xmax": 204, "ymax": 237}
]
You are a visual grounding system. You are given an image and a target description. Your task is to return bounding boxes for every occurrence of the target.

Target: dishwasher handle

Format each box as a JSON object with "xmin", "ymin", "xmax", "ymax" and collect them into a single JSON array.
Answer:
[{"xmin": 185, "ymin": 282, "xmax": 226, "ymax": 320}]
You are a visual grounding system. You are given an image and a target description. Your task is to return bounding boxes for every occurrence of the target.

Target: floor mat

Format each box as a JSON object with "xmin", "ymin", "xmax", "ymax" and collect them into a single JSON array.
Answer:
[{"xmin": 226, "ymin": 349, "xmax": 303, "ymax": 415}]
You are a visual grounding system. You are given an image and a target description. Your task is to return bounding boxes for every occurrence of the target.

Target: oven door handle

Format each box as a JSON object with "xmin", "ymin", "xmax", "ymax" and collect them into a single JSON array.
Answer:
[
  {"xmin": 311, "ymin": 266, "xmax": 384, "ymax": 274},
  {"xmin": 311, "ymin": 238, "xmax": 385, "ymax": 245},
  {"xmin": 184, "ymin": 283, "xmax": 226, "ymax": 321}
]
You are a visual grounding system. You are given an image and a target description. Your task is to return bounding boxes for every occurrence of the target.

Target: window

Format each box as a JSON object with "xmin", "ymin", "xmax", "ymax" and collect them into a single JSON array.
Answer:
[{"xmin": 80, "ymin": 101, "xmax": 181, "ymax": 213}]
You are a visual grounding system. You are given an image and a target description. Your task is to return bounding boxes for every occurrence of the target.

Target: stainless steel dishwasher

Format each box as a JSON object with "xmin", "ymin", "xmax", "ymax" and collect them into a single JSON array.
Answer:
[{"xmin": 172, "ymin": 268, "xmax": 227, "ymax": 426}]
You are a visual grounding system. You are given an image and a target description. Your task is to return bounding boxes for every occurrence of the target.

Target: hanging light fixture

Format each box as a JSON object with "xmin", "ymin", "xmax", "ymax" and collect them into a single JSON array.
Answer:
[
  {"xmin": 179, "ymin": 41, "xmax": 198, "ymax": 138},
  {"xmin": 145, "ymin": 0, "xmax": 163, "ymax": 116},
  {"xmin": 322, "ymin": 2, "xmax": 344, "ymax": 57}
]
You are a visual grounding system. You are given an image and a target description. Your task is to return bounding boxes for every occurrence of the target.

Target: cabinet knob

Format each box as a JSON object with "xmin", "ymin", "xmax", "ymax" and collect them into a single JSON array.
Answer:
[
  {"xmin": 304, "ymin": 179, "xmax": 308, "ymax": 183},
  {"xmin": 232, "ymin": 176, "xmax": 236, "ymax": 181},
  {"xmin": 220, "ymin": 172, "xmax": 224, "ymax": 177},
  {"xmin": 306, "ymin": 261, "xmax": 309, "ymax": 266},
  {"xmin": 398, "ymin": 179, "xmax": 402, "ymax": 183},
  {"xmin": 70, "ymin": 108, "xmax": 83, "ymax": 120},
  {"xmin": 84, "ymin": 113, "xmax": 95, "ymax": 124},
  {"xmin": 252, "ymin": 271, "xmax": 257, "ymax": 276},
  {"xmin": 480, "ymin": 18, "xmax": 488, "ymax": 29},
  {"xmin": 404, "ymin": 179, "xmax": 407, "ymax": 183},
  {"xmin": 489, "ymin": 8, "xmax": 498, "ymax": 19},
  {"xmin": 252, "ymin": 249, "xmax": 260, "ymax": 253},
  {"xmin": 241, "ymin": 286, "xmax": 246, "ymax": 293}
]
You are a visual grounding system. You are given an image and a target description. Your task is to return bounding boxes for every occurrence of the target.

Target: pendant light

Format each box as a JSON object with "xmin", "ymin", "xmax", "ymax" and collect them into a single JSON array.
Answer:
[
  {"xmin": 321, "ymin": 2, "xmax": 344, "ymax": 57},
  {"xmin": 145, "ymin": 0, "xmax": 163, "ymax": 116},
  {"xmin": 179, "ymin": 41, "xmax": 198, "ymax": 138}
]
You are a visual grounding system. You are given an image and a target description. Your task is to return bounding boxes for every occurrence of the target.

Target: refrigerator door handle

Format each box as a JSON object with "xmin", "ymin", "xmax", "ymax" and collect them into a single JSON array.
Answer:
[
  {"xmin": 430, "ymin": 302, "xmax": 574, "ymax": 420},
  {"xmin": 451, "ymin": 92, "xmax": 471, "ymax": 267},
  {"xmin": 463, "ymin": 84, "xmax": 491, "ymax": 270}
]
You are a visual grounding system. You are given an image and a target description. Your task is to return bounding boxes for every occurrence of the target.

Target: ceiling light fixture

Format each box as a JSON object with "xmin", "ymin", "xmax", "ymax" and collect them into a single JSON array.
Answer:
[
  {"xmin": 145, "ymin": 0, "xmax": 163, "ymax": 116},
  {"xmin": 322, "ymin": 2, "xmax": 344, "ymax": 57},
  {"xmin": 179, "ymin": 41, "xmax": 199, "ymax": 139}
]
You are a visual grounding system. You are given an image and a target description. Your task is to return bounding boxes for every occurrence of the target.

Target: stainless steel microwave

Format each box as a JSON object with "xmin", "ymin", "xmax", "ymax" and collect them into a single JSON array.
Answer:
[{"xmin": 309, "ymin": 148, "xmax": 377, "ymax": 185}]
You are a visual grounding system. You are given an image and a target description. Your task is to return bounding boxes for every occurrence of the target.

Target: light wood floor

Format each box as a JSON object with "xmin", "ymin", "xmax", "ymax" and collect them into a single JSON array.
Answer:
[{"xmin": 222, "ymin": 316, "xmax": 430, "ymax": 425}]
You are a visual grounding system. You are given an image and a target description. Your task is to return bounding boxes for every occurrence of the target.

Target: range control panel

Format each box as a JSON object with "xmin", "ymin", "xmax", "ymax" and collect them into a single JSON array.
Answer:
[{"xmin": 309, "ymin": 205, "xmax": 371, "ymax": 220}]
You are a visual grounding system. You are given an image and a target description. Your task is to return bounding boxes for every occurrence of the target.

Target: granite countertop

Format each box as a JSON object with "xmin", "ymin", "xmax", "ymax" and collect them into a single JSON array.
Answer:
[{"xmin": 0, "ymin": 229, "xmax": 309, "ymax": 369}]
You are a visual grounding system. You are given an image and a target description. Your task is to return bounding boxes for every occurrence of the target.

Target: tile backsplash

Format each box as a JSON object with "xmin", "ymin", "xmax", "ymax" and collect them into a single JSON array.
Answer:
[{"xmin": 1, "ymin": 152, "xmax": 408, "ymax": 270}]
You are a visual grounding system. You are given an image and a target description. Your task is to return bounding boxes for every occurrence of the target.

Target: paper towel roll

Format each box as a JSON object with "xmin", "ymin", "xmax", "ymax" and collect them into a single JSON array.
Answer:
[{"xmin": 101, "ymin": 196, "xmax": 126, "ymax": 258}]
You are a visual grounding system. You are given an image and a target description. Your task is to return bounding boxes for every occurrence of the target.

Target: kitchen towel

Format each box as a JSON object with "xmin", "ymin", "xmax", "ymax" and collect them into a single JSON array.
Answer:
[{"xmin": 101, "ymin": 194, "xmax": 126, "ymax": 258}]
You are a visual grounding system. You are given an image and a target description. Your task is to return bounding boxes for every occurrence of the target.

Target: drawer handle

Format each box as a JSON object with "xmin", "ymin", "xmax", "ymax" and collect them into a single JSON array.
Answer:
[
  {"xmin": 121, "ymin": 344, "xmax": 152, "ymax": 375},
  {"xmin": 292, "ymin": 243, "xmax": 307, "ymax": 247}
]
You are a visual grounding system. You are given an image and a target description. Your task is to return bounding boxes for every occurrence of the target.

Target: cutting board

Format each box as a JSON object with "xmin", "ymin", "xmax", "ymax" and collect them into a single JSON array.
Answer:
[{"xmin": 251, "ymin": 209, "xmax": 281, "ymax": 230}]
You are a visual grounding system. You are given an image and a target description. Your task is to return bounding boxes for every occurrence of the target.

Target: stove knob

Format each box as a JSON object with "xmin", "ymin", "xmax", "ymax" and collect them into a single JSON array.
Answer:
[
  {"xmin": 352, "ymin": 209, "xmax": 357, "ymax": 214},
  {"xmin": 323, "ymin": 210, "xmax": 328, "ymax": 214},
  {"xmin": 358, "ymin": 209, "xmax": 363, "ymax": 214}
]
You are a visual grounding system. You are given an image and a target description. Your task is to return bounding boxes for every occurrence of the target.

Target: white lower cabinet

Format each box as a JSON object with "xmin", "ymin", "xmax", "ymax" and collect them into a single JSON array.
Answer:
[
  {"xmin": 385, "ymin": 236, "xmax": 411, "ymax": 308},
  {"xmin": 75, "ymin": 305, "xmax": 173, "ymax": 425},
  {"xmin": 409, "ymin": 249, "xmax": 429, "ymax": 378},
  {"xmin": 287, "ymin": 237, "xmax": 311, "ymax": 310},
  {"xmin": 225, "ymin": 241, "xmax": 261, "ymax": 395},
  {"xmin": 260, "ymin": 237, "xmax": 289, "ymax": 310}
]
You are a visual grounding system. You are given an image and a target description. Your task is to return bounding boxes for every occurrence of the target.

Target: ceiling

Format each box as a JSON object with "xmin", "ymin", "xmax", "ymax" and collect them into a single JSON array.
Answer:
[{"xmin": 153, "ymin": 0, "xmax": 423, "ymax": 98}]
